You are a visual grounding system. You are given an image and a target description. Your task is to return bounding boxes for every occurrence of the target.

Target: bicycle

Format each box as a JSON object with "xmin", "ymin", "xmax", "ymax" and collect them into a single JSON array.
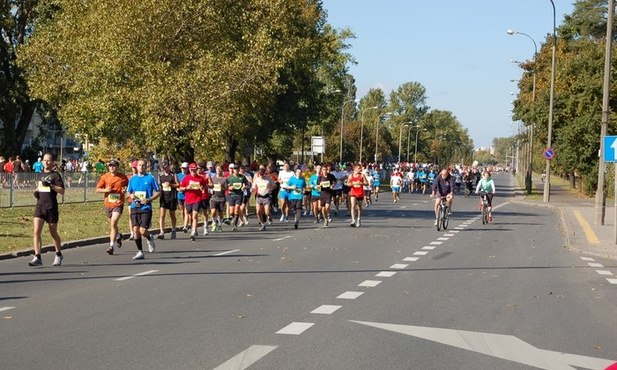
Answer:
[
  {"xmin": 479, "ymin": 191, "xmax": 490, "ymax": 224},
  {"xmin": 436, "ymin": 195, "xmax": 449, "ymax": 231}
]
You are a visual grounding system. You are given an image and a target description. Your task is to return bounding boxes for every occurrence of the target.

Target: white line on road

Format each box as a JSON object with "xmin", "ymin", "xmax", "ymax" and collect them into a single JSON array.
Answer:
[
  {"xmin": 403, "ymin": 257, "xmax": 420, "ymax": 262},
  {"xmin": 437, "ymin": 237, "xmax": 449, "ymax": 241},
  {"xmin": 587, "ymin": 263, "xmax": 604, "ymax": 268},
  {"xmin": 337, "ymin": 291, "xmax": 364, "ymax": 299},
  {"xmin": 422, "ymin": 246, "xmax": 436, "ymax": 250},
  {"xmin": 276, "ymin": 322, "xmax": 314, "ymax": 335},
  {"xmin": 213, "ymin": 345, "xmax": 278, "ymax": 370},
  {"xmin": 311, "ymin": 305, "xmax": 342, "ymax": 314},
  {"xmin": 449, "ymin": 230, "xmax": 460, "ymax": 233},
  {"xmin": 413, "ymin": 251, "xmax": 428, "ymax": 256},
  {"xmin": 272, "ymin": 236, "xmax": 293, "ymax": 242},
  {"xmin": 0, "ymin": 307, "xmax": 15, "ymax": 312},
  {"xmin": 358, "ymin": 280, "xmax": 381, "ymax": 287},
  {"xmin": 390, "ymin": 264, "xmax": 408, "ymax": 269},
  {"xmin": 580, "ymin": 257, "xmax": 595, "ymax": 262},
  {"xmin": 114, "ymin": 270, "xmax": 158, "ymax": 281},
  {"xmin": 444, "ymin": 233, "xmax": 455, "ymax": 236},
  {"xmin": 429, "ymin": 241, "xmax": 442, "ymax": 245},
  {"xmin": 213, "ymin": 249, "xmax": 240, "ymax": 256},
  {"xmin": 596, "ymin": 270, "xmax": 614, "ymax": 276},
  {"xmin": 376, "ymin": 271, "xmax": 397, "ymax": 277},
  {"xmin": 606, "ymin": 278, "xmax": 617, "ymax": 285}
]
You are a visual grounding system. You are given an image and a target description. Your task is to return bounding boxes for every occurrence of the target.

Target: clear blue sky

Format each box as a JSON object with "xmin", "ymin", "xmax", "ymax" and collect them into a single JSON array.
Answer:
[{"xmin": 322, "ymin": 0, "xmax": 575, "ymax": 149}]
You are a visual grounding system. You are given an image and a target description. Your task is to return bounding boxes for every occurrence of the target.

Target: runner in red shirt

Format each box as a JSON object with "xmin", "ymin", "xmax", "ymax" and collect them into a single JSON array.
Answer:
[
  {"xmin": 179, "ymin": 163, "xmax": 207, "ymax": 241},
  {"xmin": 346, "ymin": 164, "xmax": 369, "ymax": 228}
]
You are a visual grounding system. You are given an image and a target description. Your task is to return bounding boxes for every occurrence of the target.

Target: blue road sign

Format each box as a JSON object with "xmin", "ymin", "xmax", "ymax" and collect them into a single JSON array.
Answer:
[
  {"xmin": 543, "ymin": 147, "xmax": 555, "ymax": 161},
  {"xmin": 604, "ymin": 136, "xmax": 617, "ymax": 162}
]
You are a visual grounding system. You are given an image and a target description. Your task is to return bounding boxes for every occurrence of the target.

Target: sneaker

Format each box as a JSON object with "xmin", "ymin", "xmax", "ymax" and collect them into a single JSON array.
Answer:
[
  {"xmin": 157, "ymin": 233, "xmax": 165, "ymax": 240},
  {"xmin": 434, "ymin": 219, "xmax": 438, "ymax": 226},
  {"xmin": 303, "ymin": 210, "xmax": 308, "ymax": 216},
  {"xmin": 52, "ymin": 255, "xmax": 63, "ymax": 266},
  {"xmin": 325, "ymin": 218, "xmax": 329, "ymax": 227},
  {"xmin": 171, "ymin": 230, "xmax": 177, "ymax": 239},
  {"xmin": 232, "ymin": 224, "xmax": 238, "ymax": 231},
  {"xmin": 280, "ymin": 215, "xmax": 285, "ymax": 222},
  {"xmin": 327, "ymin": 217, "xmax": 332, "ymax": 223},
  {"xmin": 294, "ymin": 222, "xmax": 298, "ymax": 229},
  {"xmin": 284, "ymin": 217, "xmax": 289, "ymax": 223},
  {"xmin": 267, "ymin": 217, "xmax": 273, "ymax": 225},
  {"xmin": 309, "ymin": 210, "xmax": 313, "ymax": 216},
  {"xmin": 28, "ymin": 256, "xmax": 42, "ymax": 266},
  {"xmin": 448, "ymin": 210, "xmax": 452, "ymax": 216},
  {"xmin": 489, "ymin": 216, "xmax": 492, "ymax": 222},
  {"xmin": 212, "ymin": 223, "xmax": 218, "ymax": 232},
  {"xmin": 259, "ymin": 225, "xmax": 266, "ymax": 231},
  {"xmin": 334, "ymin": 210, "xmax": 338, "ymax": 216},
  {"xmin": 244, "ymin": 218, "xmax": 250, "ymax": 226},
  {"xmin": 182, "ymin": 227, "xmax": 188, "ymax": 233},
  {"xmin": 273, "ymin": 207, "xmax": 279, "ymax": 213},
  {"xmin": 203, "ymin": 226, "xmax": 209, "ymax": 236},
  {"xmin": 106, "ymin": 246, "xmax": 114, "ymax": 255},
  {"xmin": 190, "ymin": 233, "xmax": 196, "ymax": 241},
  {"xmin": 355, "ymin": 219, "xmax": 361, "ymax": 228},
  {"xmin": 147, "ymin": 234, "xmax": 155, "ymax": 253},
  {"xmin": 116, "ymin": 237, "xmax": 122, "ymax": 249},
  {"xmin": 132, "ymin": 251, "xmax": 145, "ymax": 260},
  {"xmin": 350, "ymin": 220, "xmax": 356, "ymax": 227},
  {"xmin": 129, "ymin": 233, "xmax": 135, "ymax": 241}
]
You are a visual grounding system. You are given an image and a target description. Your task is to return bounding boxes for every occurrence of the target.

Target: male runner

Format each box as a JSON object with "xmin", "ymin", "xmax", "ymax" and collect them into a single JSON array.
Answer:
[
  {"xmin": 286, "ymin": 167, "xmax": 307, "ymax": 229},
  {"xmin": 179, "ymin": 163, "xmax": 207, "ymax": 241},
  {"xmin": 157, "ymin": 160, "xmax": 179, "ymax": 239},
  {"xmin": 277, "ymin": 162, "xmax": 294, "ymax": 222},
  {"xmin": 210, "ymin": 164, "xmax": 229, "ymax": 232},
  {"xmin": 252, "ymin": 165, "xmax": 275, "ymax": 231},
  {"xmin": 96, "ymin": 159, "xmax": 129, "ymax": 255}
]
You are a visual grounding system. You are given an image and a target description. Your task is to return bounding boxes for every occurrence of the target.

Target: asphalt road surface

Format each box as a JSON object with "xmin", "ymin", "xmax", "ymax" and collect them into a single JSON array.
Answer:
[{"xmin": 2, "ymin": 173, "xmax": 616, "ymax": 370}]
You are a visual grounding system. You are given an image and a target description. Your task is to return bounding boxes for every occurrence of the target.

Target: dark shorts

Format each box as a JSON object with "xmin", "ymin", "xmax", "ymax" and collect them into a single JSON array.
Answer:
[
  {"xmin": 256, "ymin": 195, "xmax": 271, "ymax": 206},
  {"xmin": 290, "ymin": 199, "xmax": 303, "ymax": 212},
  {"xmin": 160, "ymin": 198, "xmax": 178, "ymax": 211},
  {"xmin": 319, "ymin": 193, "xmax": 332, "ymax": 205},
  {"xmin": 228, "ymin": 196, "xmax": 242, "ymax": 207},
  {"xmin": 200, "ymin": 199, "xmax": 210, "ymax": 210},
  {"xmin": 186, "ymin": 202, "xmax": 201, "ymax": 214},
  {"xmin": 350, "ymin": 195, "xmax": 364, "ymax": 203},
  {"xmin": 177, "ymin": 199, "xmax": 185, "ymax": 206},
  {"xmin": 241, "ymin": 194, "xmax": 251, "ymax": 205},
  {"xmin": 310, "ymin": 196, "xmax": 320, "ymax": 203},
  {"xmin": 105, "ymin": 206, "xmax": 124, "ymax": 218},
  {"xmin": 333, "ymin": 189, "xmax": 343, "ymax": 197},
  {"xmin": 210, "ymin": 199, "xmax": 226, "ymax": 213},
  {"xmin": 364, "ymin": 189, "xmax": 371, "ymax": 196},
  {"xmin": 342, "ymin": 185, "xmax": 351, "ymax": 194},
  {"xmin": 130, "ymin": 209, "xmax": 153, "ymax": 229},
  {"xmin": 34, "ymin": 207, "xmax": 59, "ymax": 224}
]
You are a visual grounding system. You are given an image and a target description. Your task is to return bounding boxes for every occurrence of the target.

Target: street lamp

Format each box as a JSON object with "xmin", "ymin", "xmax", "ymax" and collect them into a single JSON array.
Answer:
[
  {"xmin": 374, "ymin": 112, "xmax": 392, "ymax": 163},
  {"xmin": 360, "ymin": 106, "xmax": 378, "ymax": 163},
  {"xmin": 543, "ymin": 0, "xmax": 557, "ymax": 202},
  {"xmin": 339, "ymin": 98, "xmax": 356, "ymax": 164},
  {"xmin": 507, "ymin": 28, "xmax": 537, "ymax": 195},
  {"xmin": 413, "ymin": 126, "xmax": 427, "ymax": 164},
  {"xmin": 397, "ymin": 122, "xmax": 412, "ymax": 163}
]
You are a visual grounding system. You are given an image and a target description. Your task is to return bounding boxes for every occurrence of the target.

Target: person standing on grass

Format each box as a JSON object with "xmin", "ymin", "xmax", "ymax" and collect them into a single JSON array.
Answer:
[
  {"xmin": 96, "ymin": 159, "xmax": 129, "ymax": 255},
  {"xmin": 127, "ymin": 159, "xmax": 161, "ymax": 260},
  {"xmin": 28, "ymin": 153, "xmax": 65, "ymax": 267}
]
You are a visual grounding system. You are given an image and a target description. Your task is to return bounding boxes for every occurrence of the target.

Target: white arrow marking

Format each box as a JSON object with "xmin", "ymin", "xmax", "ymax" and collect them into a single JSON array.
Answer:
[
  {"xmin": 611, "ymin": 138, "xmax": 617, "ymax": 160},
  {"xmin": 350, "ymin": 320, "xmax": 616, "ymax": 370}
]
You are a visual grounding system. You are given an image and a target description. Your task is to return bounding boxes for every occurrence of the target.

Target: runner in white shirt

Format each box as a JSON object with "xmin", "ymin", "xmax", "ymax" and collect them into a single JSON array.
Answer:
[
  {"xmin": 390, "ymin": 170, "xmax": 403, "ymax": 203},
  {"xmin": 363, "ymin": 169, "xmax": 374, "ymax": 207},
  {"xmin": 277, "ymin": 163, "xmax": 294, "ymax": 222}
]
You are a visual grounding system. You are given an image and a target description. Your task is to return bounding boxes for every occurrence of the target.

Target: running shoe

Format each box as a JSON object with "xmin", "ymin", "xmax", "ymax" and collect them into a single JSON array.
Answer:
[
  {"xmin": 52, "ymin": 255, "xmax": 63, "ymax": 266},
  {"xmin": 350, "ymin": 220, "xmax": 356, "ymax": 227},
  {"xmin": 129, "ymin": 233, "xmax": 135, "ymax": 241},
  {"xmin": 294, "ymin": 221, "xmax": 298, "ymax": 229},
  {"xmin": 324, "ymin": 218, "xmax": 329, "ymax": 227},
  {"xmin": 314, "ymin": 219, "xmax": 319, "ymax": 224},
  {"xmin": 302, "ymin": 210, "xmax": 308, "ymax": 216},
  {"xmin": 355, "ymin": 219, "xmax": 361, "ymax": 228},
  {"xmin": 132, "ymin": 251, "xmax": 145, "ymax": 260},
  {"xmin": 182, "ymin": 227, "xmax": 188, "ymax": 233},
  {"xmin": 244, "ymin": 218, "xmax": 250, "ymax": 226},
  {"xmin": 448, "ymin": 210, "xmax": 452, "ymax": 216},
  {"xmin": 334, "ymin": 209, "xmax": 338, "ymax": 216},
  {"xmin": 327, "ymin": 217, "xmax": 332, "ymax": 223},
  {"xmin": 489, "ymin": 216, "xmax": 492, "ymax": 222},
  {"xmin": 190, "ymin": 233, "xmax": 196, "ymax": 241},
  {"xmin": 259, "ymin": 225, "xmax": 266, "ymax": 231},
  {"xmin": 170, "ymin": 230, "xmax": 177, "ymax": 239},
  {"xmin": 203, "ymin": 225, "xmax": 209, "ymax": 236},
  {"xmin": 106, "ymin": 246, "xmax": 114, "ymax": 255},
  {"xmin": 267, "ymin": 217, "xmax": 273, "ymax": 225},
  {"xmin": 28, "ymin": 256, "xmax": 42, "ymax": 266},
  {"xmin": 157, "ymin": 233, "xmax": 165, "ymax": 240},
  {"xmin": 216, "ymin": 224, "xmax": 223, "ymax": 232},
  {"xmin": 211, "ymin": 223, "xmax": 217, "ymax": 232},
  {"xmin": 147, "ymin": 234, "xmax": 155, "ymax": 253},
  {"xmin": 116, "ymin": 237, "xmax": 122, "ymax": 249},
  {"xmin": 434, "ymin": 219, "xmax": 438, "ymax": 226},
  {"xmin": 280, "ymin": 215, "xmax": 285, "ymax": 222},
  {"xmin": 284, "ymin": 217, "xmax": 289, "ymax": 223}
]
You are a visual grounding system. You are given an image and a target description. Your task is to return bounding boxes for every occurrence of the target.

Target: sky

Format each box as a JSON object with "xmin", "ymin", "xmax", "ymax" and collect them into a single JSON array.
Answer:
[{"xmin": 321, "ymin": 0, "xmax": 576, "ymax": 149}]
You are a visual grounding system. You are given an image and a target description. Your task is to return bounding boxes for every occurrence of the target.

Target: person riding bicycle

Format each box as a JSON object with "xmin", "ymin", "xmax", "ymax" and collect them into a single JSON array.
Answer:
[
  {"xmin": 430, "ymin": 168, "xmax": 455, "ymax": 226},
  {"xmin": 475, "ymin": 170, "xmax": 496, "ymax": 221}
]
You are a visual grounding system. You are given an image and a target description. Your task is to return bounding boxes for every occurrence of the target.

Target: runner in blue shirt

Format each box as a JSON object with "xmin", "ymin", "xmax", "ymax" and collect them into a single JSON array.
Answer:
[
  {"xmin": 285, "ymin": 167, "xmax": 307, "ymax": 230},
  {"xmin": 308, "ymin": 164, "xmax": 322, "ymax": 224},
  {"xmin": 418, "ymin": 168, "xmax": 428, "ymax": 194},
  {"xmin": 371, "ymin": 165, "xmax": 381, "ymax": 201},
  {"xmin": 176, "ymin": 162, "xmax": 189, "ymax": 232}
]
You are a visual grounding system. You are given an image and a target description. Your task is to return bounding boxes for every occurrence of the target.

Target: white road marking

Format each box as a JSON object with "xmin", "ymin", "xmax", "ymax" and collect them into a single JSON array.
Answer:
[
  {"xmin": 337, "ymin": 291, "xmax": 364, "ymax": 299},
  {"xmin": 376, "ymin": 271, "xmax": 397, "ymax": 277},
  {"xmin": 276, "ymin": 322, "xmax": 314, "ymax": 335},
  {"xmin": 606, "ymin": 278, "xmax": 617, "ymax": 285},
  {"xmin": 580, "ymin": 257, "xmax": 595, "ymax": 262},
  {"xmin": 350, "ymin": 320, "xmax": 616, "ymax": 370},
  {"xmin": 213, "ymin": 249, "xmax": 240, "ymax": 256},
  {"xmin": 0, "ymin": 307, "xmax": 15, "ymax": 312},
  {"xmin": 454, "ymin": 227, "xmax": 465, "ymax": 230},
  {"xmin": 437, "ymin": 237, "xmax": 449, "ymax": 241},
  {"xmin": 422, "ymin": 246, "xmax": 436, "ymax": 250},
  {"xmin": 449, "ymin": 230, "xmax": 460, "ymax": 233},
  {"xmin": 596, "ymin": 270, "xmax": 614, "ymax": 276},
  {"xmin": 444, "ymin": 233, "xmax": 455, "ymax": 236},
  {"xmin": 273, "ymin": 236, "xmax": 292, "ymax": 242},
  {"xmin": 430, "ymin": 241, "xmax": 442, "ymax": 245},
  {"xmin": 114, "ymin": 270, "xmax": 158, "ymax": 281},
  {"xmin": 358, "ymin": 280, "xmax": 381, "ymax": 287},
  {"xmin": 587, "ymin": 263, "xmax": 604, "ymax": 268},
  {"xmin": 390, "ymin": 264, "xmax": 408, "ymax": 269},
  {"xmin": 413, "ymin": 251, "xmax": 428, "ymax": 256},
  {"xmin": 213, "ymin": 345, "xmax": 278, "ymax": 370},
  {"xmin": 403, "ymin": 257, "xmax": 420, "ymax": 262},
  {"xmin": 311, "ymin": 305, "xmax": 342, "ymax": 314}
]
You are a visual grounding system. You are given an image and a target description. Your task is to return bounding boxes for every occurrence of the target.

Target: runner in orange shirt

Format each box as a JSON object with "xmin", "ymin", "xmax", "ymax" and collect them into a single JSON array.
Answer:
[{"xmin": 96, "ymin": 159, "xmax": 129, "ymax": 255}]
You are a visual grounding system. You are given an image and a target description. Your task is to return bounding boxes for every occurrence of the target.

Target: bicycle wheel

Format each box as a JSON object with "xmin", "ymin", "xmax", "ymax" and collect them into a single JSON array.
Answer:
[
  {"xmin": 482, "ymin": 201, "xmax": 488, "ymax": 224},
  {"xmin": 442, "ymin": 206, "xmax": 449, "ymax": 230},
  {"xmin": 436, "ymin": 206, "xmax": 443, "ymax": 231}
]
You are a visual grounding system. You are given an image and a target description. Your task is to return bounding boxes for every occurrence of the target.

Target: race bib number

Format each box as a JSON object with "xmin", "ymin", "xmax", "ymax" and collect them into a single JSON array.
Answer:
[
  {"xmin": 233, "ymin": 183, "xmax": 242, "ymax": 190},
  {"xmin": 108, "ymin": 193, "xmax": 121, "ymax": 203},
  {"xmin": 162, "ymin": 184, "xmax": 172, "ymax": 192},
  {"xmin": 38, "ymin": 182, "xmax": 51, "ymax": 193},
  {"xmin": 213, "ymin": 184, "xmax": 222, "ymax": 192},
  {"xmin": 320, "ymin": 181, "xmax": 330, "ymax": 188},
  {"xmin": 134, "ymin": 191, "xmax": 147, "ymax": 200},
  {"xmin": 293, "ymin": 188, "xmax": 303, "ymax": 194},
  {"xmin": 353, "ymin": 181, "xmax": 362, "ymax": 188},
  {"xmin": 189, "ymin": 181, "xmax": 200, "ymax": 190}
]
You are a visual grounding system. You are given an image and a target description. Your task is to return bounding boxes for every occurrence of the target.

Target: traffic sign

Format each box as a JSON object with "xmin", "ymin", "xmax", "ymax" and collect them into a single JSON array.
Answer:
[
  {"xmin": 603, "ymin": 136, "xmax": 617, "ymax": 162},
  {"xmin": 543, "ymin": 147, "xmax": 555, "ymax": 160}
]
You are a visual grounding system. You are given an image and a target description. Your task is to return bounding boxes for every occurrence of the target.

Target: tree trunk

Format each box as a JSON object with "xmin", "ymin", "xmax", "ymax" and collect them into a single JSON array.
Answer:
[
  {"xmin": 569, "ymin": 171, "xmax": 576, "ymax": 189},
  {"xmin": 224, "ymin": 131, "xmax": 238, "ymax": 163}
]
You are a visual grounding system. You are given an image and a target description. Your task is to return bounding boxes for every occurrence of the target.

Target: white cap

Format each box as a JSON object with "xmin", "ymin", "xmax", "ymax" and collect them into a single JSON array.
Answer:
[
  {"xmin": 228, "ymin": 163, "xmax": 236, "ymax": 169},
  {"xmin": 181, "ymin": 162, "xmax": 189, "ymax": 168}
]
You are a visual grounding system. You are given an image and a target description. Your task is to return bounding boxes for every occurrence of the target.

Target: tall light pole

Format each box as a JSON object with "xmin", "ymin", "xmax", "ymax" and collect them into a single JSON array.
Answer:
[
  {"xmin": 414, "ymin": 126, "xmax": 426, "ymax": 164},
  {"xmin": 360, "ymin": 106, "xmax": 378, "ymax": 163},
  {"xmin": 543, "ymin": 0, "xmax": 557, "ymax": 203},
  {"xmin": 398, "ymin": 122, "xmax": 412, "ymax": 163},
  {"xmin": 375, "ymin": 112, "xmax": 392, "ymax": 163},
  {"xmin": 339, "ymin": 98, "xmax": 356, "ymax": 164},
  {"xmin": 507, "ymin": 29, "xmax": 537, "ymax": 195}
]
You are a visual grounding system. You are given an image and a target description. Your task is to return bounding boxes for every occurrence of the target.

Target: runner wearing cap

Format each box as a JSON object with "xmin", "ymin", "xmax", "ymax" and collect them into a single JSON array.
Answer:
[
  {"xmin": 96, "ymin": 159, "xmax": 129, "ymax": 255},
  {"xmin": 226, "ymin": 163, "xmax": 249, "ymax": 230},
  {"xmin": 179, "ymin": 163, "xmax": 207, "ymax": 241},
  {"xmin": 252, "ymin": 164, "xmax": 275, "ymax": 231},
  {"xmin": 277, "ymin": 162, "xmax": 294, "ymax": 222},
  {"xmin": 177, "ymin": 162, "xmax": 190, "ymax": 232},
  {"xmin": 196, "ymin": 161, "xmax": 212, "ymax": 235},
  {"xmin": 347, "ymin": 164, "xmax": 369, "ymax": 227},
  {"xmin": 209, "ymin": 164, "xmax": 228, "ymax": 232},
  {"xmin": 156, "ymin": 160, "xmax": 179, "ymax": 240}
]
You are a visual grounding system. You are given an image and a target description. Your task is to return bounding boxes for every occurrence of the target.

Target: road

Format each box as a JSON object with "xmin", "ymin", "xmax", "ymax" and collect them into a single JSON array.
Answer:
[{"xmin": 1, "ymin": 173, "xmax": 616, "ymax": 370}]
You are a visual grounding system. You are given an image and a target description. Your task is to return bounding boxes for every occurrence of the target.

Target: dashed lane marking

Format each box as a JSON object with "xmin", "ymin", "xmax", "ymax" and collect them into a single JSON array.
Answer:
[
  {"xmin": 390, "ymin": 264, "xmax": 408, "ymax": 269},
  {"xmin": 276, "ymin": 322, "xmax": 314, "ymax": 335},
  {"xmin": 422, "ymin": 246, "xmax": 436, "ymax": 250},
  {"xmin": 213, "ymin": 345, "xmax": 278, "ymax": 370},
  {"xmin": 0, "ymin": 307, "xmax": 15, "ymax": 312},
  {"xmin": 376, "ymin": 271, "xmax": 397, "ymax": 277},
  {"xmin": 403, "ymin": 257, "xmax": 420, "ymax": 262},
  {"xmin": 358, "ymin": 280, "xmax": 381, "ymax": 287},
  {"xmin": 337, "ymin": 291, "xmax": 364, "ymax": 299},
  {"xmin": 413, "ymin": 251, "xmax": 428, "ymax": 256},
  {"xmin": 114, "ymin": 270, "xmax": 158, "ymax": 281},
  {"xmin": 580, "ymin": 257, "xmax": 595, "ymax": 262},
  {"xmin": 311, "ymin": 305, "xmax": 342, "ymax": 314},
  {"xmin": 587, "ymin": 263, "xmax": 604, "ymax": 268},
  {"xmin": 606, "ymin": 278, "xmax": 617, "ymax": 285},
  {"xmin": 213, "ymin": 249, "xmax": 240, "ymax": 256},
  {"xmin": 430, "ymin": 241, "xmax": 442, "ymax": 245},
  {"xmin": 272, "ymin": 236, "xmax": 293, "ymax": 242},
  {"xmin": 595, "ymin": 270, "xmax": 614, "ymax": 276},
  {"xmin": 437, "ymin": 237, "xmax": 449, "ymax": 241}
]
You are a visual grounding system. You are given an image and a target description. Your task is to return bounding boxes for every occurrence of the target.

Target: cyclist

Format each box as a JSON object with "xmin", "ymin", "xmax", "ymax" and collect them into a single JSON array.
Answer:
[
  {"xmin": 430, "ymin": 168, "xmax": 454, "ymax": 226},
  {"xmin": 475, "ymin": 170, "xmax": 496, "ymax": 221}
]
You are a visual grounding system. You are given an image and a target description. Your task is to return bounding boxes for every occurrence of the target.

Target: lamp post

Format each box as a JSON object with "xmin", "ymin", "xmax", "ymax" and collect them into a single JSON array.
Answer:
[
  {"xmin": 507, "ymin": 28, "xmax": 537, "ymax": 195},
  {"xmin": 339, "ymin": 99, "xmax": 356, "ymax": 164},
  {"xmin": 543, "ymin": 0, "xmax": 557, "ymax": 202},
  {"xmin": 360, "ymin": 106, "xmax": 378, "ymax": 163},
  {"xmin": 398, "ymin": 122, "xmax": 412, "ymax": 163},
  {"xmin": 374, "ymin": 112, "xmax": 392, "ymax": 163}
]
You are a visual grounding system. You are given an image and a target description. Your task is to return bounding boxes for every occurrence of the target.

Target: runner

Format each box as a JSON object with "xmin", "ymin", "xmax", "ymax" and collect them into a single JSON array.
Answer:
[
  {"xmin": 252, "ymin": 164, "xmax": 275, "ymax": 231},
  {"xmin": 317, "ymin": 165, "xmax": 337, "ymax": 227},
  {"xmin": 128, "ymin": 161, "xmax": 138, "ymax": 240},
  {"xmin": 346, "ymin": 164, "xmax": 369, "ymax": 228},
  {"xmin": 226, "ymin": 163, "xmax": 249, "ymax": 230},
  {"xmin": 95, "ymin": 159, "xmax": 129, "ymax": 255},
  {"xmin": 177, "ymin": 162, "xmax": 190, "ymax": 232},
  {"xmin": 28, "ymin": 153, "xmax": 65, "ymax": 267},
  {"xmin": 209, "ymin": 164, "xmax": 229, "ymax": 232},
  {"xmin": 371, "ymin": 165, "xmax": 381, "ymax": 201},
  {"xmin": 126, "ymin": 159, "xmax": 161, "ymax": 260},
  {"xmin": 196, "ymin": 161, "xmax": 212, "ymax": 236},
  {"xmin": 302, "ymin": 164, "xmax": 315, "ymax": 216},
  {"xmin": 239, "ymin": 165, "xmax": 252, "ymax": 226},
  {"xmin": 363, "ymin": 168, "xmax": 374, "ymax": 207},
  {"xmin": 390, "ymin": 168, "xmax": 403, "ymax": 203},
  {"xmin": 308, "ymin": 164, "xmax": 322, "ymax": 224},
  {"xmin": 331, "ymin": 164, "xmax": 345, "ymax": 216},
  {"xmin": 277, "ymin": 162, "xmax": 294, "ymax": 222},
  {"xmin": 157, "ymin": 160, "xmax": 179, "ymax": 240},
  {"xmin": 285, "ymin": 167, "xmax": 307, "ymax": 229},
  {"xmin": 267, "ymin": 164, "xmax": 280, "ymax": 214},
  {"xmin": 179, "ymin": 163, "xmax": 207, "ymax": 241},
  {"xmin": 417, "ymin": 167, "xmax": 428, "ymax": 194}
]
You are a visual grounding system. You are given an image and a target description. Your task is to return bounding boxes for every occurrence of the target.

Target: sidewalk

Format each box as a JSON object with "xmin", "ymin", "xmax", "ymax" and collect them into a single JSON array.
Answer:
[{"xmin": 512, "ymin": 173, "xmax": 617, "ymax": 260}]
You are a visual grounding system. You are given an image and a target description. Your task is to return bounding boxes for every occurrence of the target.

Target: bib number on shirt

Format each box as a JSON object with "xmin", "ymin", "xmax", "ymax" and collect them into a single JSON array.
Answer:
[{"xmin": 108, "ymin": 193, "xmax": 121, "ymax": 203}]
